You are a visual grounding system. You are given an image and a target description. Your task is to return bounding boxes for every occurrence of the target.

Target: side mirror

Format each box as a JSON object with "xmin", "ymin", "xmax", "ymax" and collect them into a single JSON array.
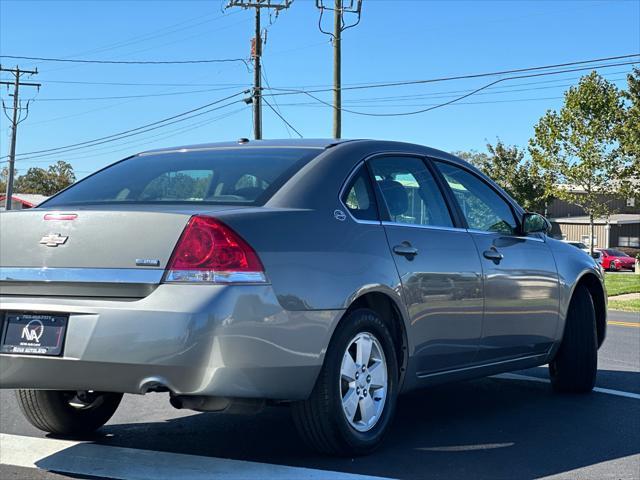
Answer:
[{"xmin": 522, "ymin": 212, "xmax": 551, "ymax": 235}]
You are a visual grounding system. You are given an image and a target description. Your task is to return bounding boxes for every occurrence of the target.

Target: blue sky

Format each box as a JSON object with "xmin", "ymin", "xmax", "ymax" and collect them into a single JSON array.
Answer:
[{"xmin": 1, "ymin": 0, "xmax": 639, "ymax": 179}]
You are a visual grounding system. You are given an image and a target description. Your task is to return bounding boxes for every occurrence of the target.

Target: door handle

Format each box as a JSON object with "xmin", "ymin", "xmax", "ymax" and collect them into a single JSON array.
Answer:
[
  {"xmin": 393, "ymin": 243, "xmax": 418, "ymax": 258},
  {"xmin": 483, "ymin": 248, "xmax": 504, "ymax": 262}
]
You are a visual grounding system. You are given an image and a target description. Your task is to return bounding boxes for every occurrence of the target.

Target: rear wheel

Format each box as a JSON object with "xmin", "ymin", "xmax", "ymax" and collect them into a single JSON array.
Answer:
[
  {"xmin": 292, "ymin": 308, "xmax": 399, "ymax": 456},
  {"xmin": 549, "ymin": 285, "xmax": 598, "ymax": 393},
  {"xmin": 15, "ymin": 389, "xmax": 123, "ymax": 435}
]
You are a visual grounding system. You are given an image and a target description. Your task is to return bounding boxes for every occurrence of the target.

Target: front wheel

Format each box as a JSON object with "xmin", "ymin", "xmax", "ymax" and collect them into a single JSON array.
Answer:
[
  {"xmin": 15, "ymin": 389, "xmax": 123, "ymax": 436},
  {"xmin": 292, "ymin": 308, "xmax": 399, "ymax": 456}
]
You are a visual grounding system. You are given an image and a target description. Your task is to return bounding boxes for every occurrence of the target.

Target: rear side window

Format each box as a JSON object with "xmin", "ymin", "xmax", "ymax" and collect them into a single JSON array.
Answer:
[
  {"xmin": 368, "ymin": 156, "xmax": 453, "ymax": 228},
  {"xmin": 43, "ymin": 148, "xmax": 321, "ymax": 207},
  {"xmin": 341, "ymin": 166, "xmax": 378, "ymax": 221}
]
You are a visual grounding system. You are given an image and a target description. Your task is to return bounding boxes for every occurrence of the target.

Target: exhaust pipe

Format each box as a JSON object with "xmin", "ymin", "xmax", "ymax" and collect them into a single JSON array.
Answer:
[
  {"xmin": 169, "ymin": 395, "xmax": 231, "ymax": 412},
  {"xmin": 169, "ymin": 394, "xmax": 265, "ymax": 414}
]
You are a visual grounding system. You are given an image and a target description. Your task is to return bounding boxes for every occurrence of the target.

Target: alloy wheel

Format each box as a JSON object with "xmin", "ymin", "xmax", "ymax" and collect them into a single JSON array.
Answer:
[{"xmin": 339, "ymin": 332, "xmax": 388, "ymax": 432}]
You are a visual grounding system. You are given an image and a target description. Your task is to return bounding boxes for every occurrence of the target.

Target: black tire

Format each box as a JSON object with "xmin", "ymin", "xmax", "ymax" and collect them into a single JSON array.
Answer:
[
  {"xmin": 15, "ymin": 390, "xmax": 123, "ymax": 436},
  {"xmin": 292, "ymin": 308, "xmax": 399, "ymax": 456},
  {"xmin": 549, "ymin": 285, "xmax": 598, "ymax": 393}
]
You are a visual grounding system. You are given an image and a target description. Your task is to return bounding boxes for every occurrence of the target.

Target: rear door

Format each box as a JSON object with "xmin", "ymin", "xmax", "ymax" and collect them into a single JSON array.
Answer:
[
  {"xmin": 368, "ymin": 155, "xmax": 484, "ymax": 375},
  {"xmin": 434, "ymin": 160, "xmax": 560, "ymax": 362}
]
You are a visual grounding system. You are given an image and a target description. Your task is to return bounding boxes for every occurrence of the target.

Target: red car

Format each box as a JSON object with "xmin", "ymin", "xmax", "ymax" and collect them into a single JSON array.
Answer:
[{"xmin": 596, "ymin": 249, "xmax": 636, "ymax": 271}]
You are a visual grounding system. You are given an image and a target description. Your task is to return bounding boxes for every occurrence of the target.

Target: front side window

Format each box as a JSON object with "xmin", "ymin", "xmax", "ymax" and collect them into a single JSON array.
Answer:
[
  {"xmin": 42, "ymin": 148, "xmax": 321, "ymax": 207},
  {"xmin": 341, "ymin": 166, "xmax": 378, "ymax": 221},
  {"xmin": 436, "ymin": 161, "xmax": 518, "ymax": 235},
  {"xmin": 369, "ymin": 156, "xmax": 453, "ymax": 228}
]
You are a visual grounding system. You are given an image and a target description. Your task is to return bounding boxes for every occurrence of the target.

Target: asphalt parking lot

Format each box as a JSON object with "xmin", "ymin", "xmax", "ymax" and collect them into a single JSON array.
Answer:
[{"xmin": 1, "ymin": 310, "xmax": 638, "ymax": 480}]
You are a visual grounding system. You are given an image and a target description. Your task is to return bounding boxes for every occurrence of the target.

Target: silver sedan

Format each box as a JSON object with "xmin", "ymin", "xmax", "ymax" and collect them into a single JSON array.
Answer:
[{"xmin": 0, "ymin": 139, "xmax": 606, "ymax": 456}]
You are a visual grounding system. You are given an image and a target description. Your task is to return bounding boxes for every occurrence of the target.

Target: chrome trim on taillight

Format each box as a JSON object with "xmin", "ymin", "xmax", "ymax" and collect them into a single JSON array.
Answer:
[{"xmin": 163, "ymin": 270, "xmax": 268, "ymax": 284}]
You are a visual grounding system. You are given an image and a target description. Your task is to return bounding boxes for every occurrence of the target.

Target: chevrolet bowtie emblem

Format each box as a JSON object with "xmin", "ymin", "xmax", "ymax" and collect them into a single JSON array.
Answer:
[{"xmin": 39, "ymin": 233, "xmax": 68, "ymax": 247}]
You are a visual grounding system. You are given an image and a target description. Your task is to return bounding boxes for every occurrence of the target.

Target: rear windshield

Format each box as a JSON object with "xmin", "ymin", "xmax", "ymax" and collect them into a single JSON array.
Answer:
[{"xmin": 42, "ymin": 147, "xmax": 320, "ymax": 207}]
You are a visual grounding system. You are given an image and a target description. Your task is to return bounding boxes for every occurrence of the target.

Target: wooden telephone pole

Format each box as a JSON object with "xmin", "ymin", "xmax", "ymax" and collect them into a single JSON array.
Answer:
[
  {"xmin": 227, "ymin": 0, "xmax": 293, "ymax": 140},
  {"xmin": 316, "ymin": 0, "xmax": 363, "ymax": 139},
  {"xmin": 1, "ymin": 65, "xmax": 40, "ymax": 210}
]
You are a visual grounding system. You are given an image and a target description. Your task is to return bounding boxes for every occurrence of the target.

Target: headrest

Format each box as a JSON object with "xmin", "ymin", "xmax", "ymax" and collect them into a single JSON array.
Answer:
[{"xmin": 378, "ymin": 179, "xmax": 408, "ymax": 217}]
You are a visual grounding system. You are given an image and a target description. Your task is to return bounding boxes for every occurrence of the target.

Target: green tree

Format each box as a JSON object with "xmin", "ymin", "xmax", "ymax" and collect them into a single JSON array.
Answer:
[
  {"xmin": 618, "ymin": 67, "xmax": 640, "ymax": 194},
  {"xmin": 0, "ymin": 166, "xmax": 13, "ymax": 194},
  {"xmin": 529, "ymin": 71, "xmax": 630, "ymax": 254},
  {"xmin": 453, "ymin": 140, "xmax": 550, "ymax": 214},
  {"xmin": 14, "ymin": 161, "xmax": 76, "ymax": 196}
]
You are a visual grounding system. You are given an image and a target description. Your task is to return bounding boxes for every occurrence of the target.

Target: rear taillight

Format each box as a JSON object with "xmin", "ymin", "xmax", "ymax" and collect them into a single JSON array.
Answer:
[{"xmin": 164, "ymin": 215, "xmax": 266, "ymax": 284}]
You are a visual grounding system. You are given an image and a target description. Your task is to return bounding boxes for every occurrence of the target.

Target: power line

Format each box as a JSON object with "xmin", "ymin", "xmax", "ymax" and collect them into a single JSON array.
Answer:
[
  {"xmin": 264, "ymin": 53, "xmax": 640, "ymax": 96},
  {"xmin": 4, "ymin": 85, "xmax": 250, "ymax": 102},
  {"xmin": 9, "ymin": 79, "xmax": 250, "ymax": 87},
  {"xmin": 283, "ymin": 73, "xmax": 630, "ymax": 107},
  {"xmin": 12, "ymin": 106, "xmax": 248, "ymax": 165},
  {"xmin": 263, "ymin": 97, "xmax": 302, "ymax": 138},
  {"xmin": 54, "ymin": 10, "xmax": 242, "ymax": 62},
  {"xmin": 335, "ymin": 72, "xmax": 630, "ymax": 104},
  {"xmin": 4, "ymin": 69, "xmax": 627, "ymax": 104},
  {"xmin": 277, "ymin": 95, "xmax": 566, "ymax": 108},
  {"xmin": 9, "ymin": 99, "xmax": 245, "ymax": 163},
  {"xmin": 17, "ymin": 65, "xmax": 628, "ymax": 132},
  {"xmin": 261, "ymin": 59, "xmax": 292, "ymax": 137},
  {"xmin": 29, "ymin": 54, "xmax": 633, "ymax": 90},
  {"xmin": 0, "ymin": 90, "xmax": 247, "ymax": 161},
  {"xmin": 262, "ymin": 60, "xmax": 639, "ymax": 116},
  {"xmin": 1, "ymin": 55, "xmax": 249, "ymax": 68},
  {"xmin": 6, "ymin": 55, "xmax": 636, "ymax": 161},
  {"xmin": 24, "ymin": 11, "xmax": 249, "ymax": 77}
]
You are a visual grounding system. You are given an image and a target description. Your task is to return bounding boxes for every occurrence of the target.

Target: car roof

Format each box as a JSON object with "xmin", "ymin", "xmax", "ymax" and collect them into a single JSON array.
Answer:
[
  {"xmin": 140, "ymin": 138, "xmax": 356, "ymax": 154},
  {"xmin": 138, "ymin": 139, "xmax": 464, "ymax": 164}
]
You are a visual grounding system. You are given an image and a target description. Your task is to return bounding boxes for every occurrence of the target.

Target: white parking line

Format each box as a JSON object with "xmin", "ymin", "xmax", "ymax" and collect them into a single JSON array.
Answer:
[
  {"xmin": 494, "ymin": 373, "xmax": 640, "ymax": 400},
  {"xmin": 0, "ymin": 433, "xmax": 394, "ymax": 480}
]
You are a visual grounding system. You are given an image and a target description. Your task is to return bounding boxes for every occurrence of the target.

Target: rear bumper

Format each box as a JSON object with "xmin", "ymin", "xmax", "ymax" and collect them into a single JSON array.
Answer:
[{"xmin": 0, "ymin": 285, "xmax": 343, "ymax": 400}]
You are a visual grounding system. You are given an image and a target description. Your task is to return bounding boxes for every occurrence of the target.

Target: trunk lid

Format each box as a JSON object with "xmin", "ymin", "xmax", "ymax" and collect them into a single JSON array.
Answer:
[{"xmin": 0, "ymin": 206, "xmax": 241, "ymax": 297}]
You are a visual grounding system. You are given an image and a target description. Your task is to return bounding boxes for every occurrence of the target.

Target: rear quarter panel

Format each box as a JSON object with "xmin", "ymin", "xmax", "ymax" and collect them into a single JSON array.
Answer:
[
  {"xmin": 213, "ymin": 141, "xmax": 410, "ymax": 348},
  {"xmin": 217, "ymin": 209, "xmax": 402, "ymax": 312}
]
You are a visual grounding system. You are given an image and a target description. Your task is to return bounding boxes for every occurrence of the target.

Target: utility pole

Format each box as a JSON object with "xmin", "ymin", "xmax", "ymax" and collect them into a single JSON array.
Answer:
[
  {"xmin": 333, "ymin": 0, "xmax": 341, "ymax": 139},
  {"xmin": 1, "ymin": 65, "xmax": 40, "ymax": 210},
  {"xmin": 227, "ymin": 0, "xmax": 293, "ymax": 140},
  {"xmin": 253, "ymin": 7, "xmax": 262, "ymax": 140},
  {"xmin": 316, "ymin": 0, "xmax": 363, "ymax": 139}
]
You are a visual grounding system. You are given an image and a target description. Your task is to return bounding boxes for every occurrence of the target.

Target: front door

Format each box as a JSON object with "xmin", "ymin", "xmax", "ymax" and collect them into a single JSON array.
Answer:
[
  {"xmin": 435, "ymin": 161, "xmax": 560, "ymax": 363},
  {"xmin": 368, "ymin": 155, "xmax": 484, "ymax": 375}
]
